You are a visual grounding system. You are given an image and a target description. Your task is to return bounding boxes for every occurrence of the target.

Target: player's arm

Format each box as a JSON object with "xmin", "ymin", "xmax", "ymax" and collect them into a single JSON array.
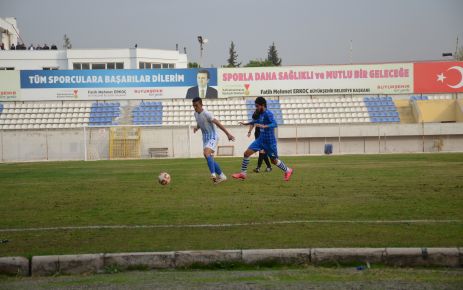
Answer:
[
  {"xmin": 238, "ymin": 120, "xmax": 255, "ymax": 137},
  {"xmin": 239, "ymin": 120, "xmax": 254, "ymax": 126},
  {"xmin": 212, "ymin": 119, "xmax": 235, "ymax": 141},
  {"xmin": 247, "ymin": 124, "xmax": 255, "ymax": 137},
  {"xmin": 193, "ymin": 123, "xmax": 200, "ymax": 133}
]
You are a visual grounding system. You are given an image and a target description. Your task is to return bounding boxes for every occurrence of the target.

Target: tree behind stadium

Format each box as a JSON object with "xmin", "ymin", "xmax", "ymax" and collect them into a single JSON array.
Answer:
[
  {"xmin": 267, "ymin": 42, "xmax": 282, "ymax": 66},
  {"xmin": 244, "ymin": 59, "xmax": 274, "ymax": 67},
  {"xmin": 226, "ymin": 41, "xmax": 241, "ymax": 67},
  {"xmin": 456, "ymin": 46, "xmax": 463, "ymax": 61},
  {"xmin": 63, "ymin": 34, "xmax": 72, "ymax": 49}
]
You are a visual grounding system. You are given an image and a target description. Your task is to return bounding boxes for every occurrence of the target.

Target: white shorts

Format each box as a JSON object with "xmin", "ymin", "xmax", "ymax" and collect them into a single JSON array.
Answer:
[{"xmin": 203, "ymin": 138, "xmax": 218, "ymax": 152}]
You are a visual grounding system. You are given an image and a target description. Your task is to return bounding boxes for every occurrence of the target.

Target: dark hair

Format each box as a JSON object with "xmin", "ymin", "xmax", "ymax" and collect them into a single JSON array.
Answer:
[
  {"xmin": 252, "ymin": 110, "xmax": 260, "ymax": 120},
  {"xmin": 192, "ymin": 97, "xmax": 202, "ymax": 104},
  {"xmin": 198, "ymin": 69, "xmax": 210, "ymax": 79},
  {"xmin": 255, "ymin": 96, "xmax": 267, "ymax": 107}
]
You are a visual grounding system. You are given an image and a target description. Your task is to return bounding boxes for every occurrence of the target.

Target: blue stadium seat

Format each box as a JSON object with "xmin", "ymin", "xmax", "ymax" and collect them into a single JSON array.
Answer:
[
  {"xmin": 88, "ymin": 102, "xmax": 121, "ymax": 126},
  {"xmin": 410, "ymin": 95, "xmax": 429, "ymax": 101},
  {"xmin": 365, "ymin": 96, "xmax": 399, "ymax": 123},
  {"xmin": 132, "ymin": 101, "xmax": 164, "ymax": 125},
  {"xmin": 245, "ymin": 99, "xmax": 283, "ymax": 125}
]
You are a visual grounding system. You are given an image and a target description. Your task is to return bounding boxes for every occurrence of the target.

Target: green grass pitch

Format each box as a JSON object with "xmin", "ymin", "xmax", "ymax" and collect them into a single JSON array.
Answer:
[{"xmin": 0, "ymin": 153, "xmax": 462, "ymax": 257}]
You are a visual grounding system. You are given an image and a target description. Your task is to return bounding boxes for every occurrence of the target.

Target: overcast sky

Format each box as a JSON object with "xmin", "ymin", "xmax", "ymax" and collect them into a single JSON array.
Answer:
[{"xmin": 1, "ymin": 0, "xmax": 462, "ymax": 67}]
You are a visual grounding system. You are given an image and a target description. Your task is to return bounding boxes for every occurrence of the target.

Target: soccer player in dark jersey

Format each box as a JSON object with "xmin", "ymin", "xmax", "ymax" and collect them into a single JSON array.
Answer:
[
  {"xmin": 247, "ymin": 110, "xmax": 272, "ymax": 173},
  {"xmin": 232, "ymin": 97, "xmax": 293, "ymax": 181}
]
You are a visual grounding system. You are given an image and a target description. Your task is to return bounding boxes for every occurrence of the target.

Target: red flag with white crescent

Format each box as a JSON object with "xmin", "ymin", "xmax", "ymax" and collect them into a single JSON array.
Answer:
[{"xmin": 414, "ymin": 61, "xmax": 463, "ymax": 93}]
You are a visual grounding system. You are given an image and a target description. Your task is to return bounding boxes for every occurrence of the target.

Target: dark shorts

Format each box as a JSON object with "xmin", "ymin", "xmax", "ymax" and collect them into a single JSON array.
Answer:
[{"xmin": 248, "ymin": 138, "xmax": 278, "ymax": 159}]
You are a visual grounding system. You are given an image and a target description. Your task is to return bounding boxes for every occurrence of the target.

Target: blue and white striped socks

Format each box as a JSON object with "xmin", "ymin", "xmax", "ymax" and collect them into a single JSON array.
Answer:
[
  {"xmin": 276, "ymin": 159, "xmax": 289, "ymax": 172},
  {"xmin": 241, "ymin": 157, "xmax": 250, "ymax": 174}
]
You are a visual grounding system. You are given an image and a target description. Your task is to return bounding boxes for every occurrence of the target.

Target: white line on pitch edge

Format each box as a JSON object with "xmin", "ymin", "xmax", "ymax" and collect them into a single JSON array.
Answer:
[{"xmin": 0, "ymin": 219, "xmax": 461, "ymax": 232}]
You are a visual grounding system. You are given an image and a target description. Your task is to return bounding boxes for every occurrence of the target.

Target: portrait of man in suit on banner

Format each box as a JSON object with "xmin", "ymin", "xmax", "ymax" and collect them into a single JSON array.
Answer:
[{"xmin": 186, "ymin": 69, "xmax": 218, "ymax": 99}]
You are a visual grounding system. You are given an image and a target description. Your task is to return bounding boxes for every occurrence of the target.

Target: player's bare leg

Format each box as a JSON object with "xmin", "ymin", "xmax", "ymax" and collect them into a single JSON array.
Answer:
[{"xmin": 232, "ymin": 149, "xmax": 256, "ymax": 180}]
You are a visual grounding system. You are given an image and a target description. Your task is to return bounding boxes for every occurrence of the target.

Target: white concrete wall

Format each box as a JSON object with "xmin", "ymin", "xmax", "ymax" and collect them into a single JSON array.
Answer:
[
  {"xmin": 136, "ymin": 48, "xmax": 188, "ymax": 68},
  {"xmin": 2, "ymin": 130, "xmax": 48, "ymax": 161},
  {"xmin": 0, "ymin": 50, "xmax": 68, "ymax": 70},
  {"xmin": 0, "ymin": 48, "xmax": 188, "ymax": 70},
  {"xmin": 66, "ymin": 49, "xmax": 133, "ymax": 70},
  {"xmin": 47, "ymin": 129, "xmax": 85, "ymax": 160},
  {"xmin": 86, "ymin": 127, "xmax": 110, "ymax": 160},
  {"xmin": 1, "ymin": 123, "xmax": 462, "ymax": 162}
]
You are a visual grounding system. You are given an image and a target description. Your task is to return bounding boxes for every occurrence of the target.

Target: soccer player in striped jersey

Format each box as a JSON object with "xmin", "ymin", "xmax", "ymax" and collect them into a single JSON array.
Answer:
[
  {"xmin": 232, "ymin": 97, "xmax": 293, "ymax": 181},
  {"xmin": 192, "ymin": 97, "xmax": 235, "ymax": 184}
]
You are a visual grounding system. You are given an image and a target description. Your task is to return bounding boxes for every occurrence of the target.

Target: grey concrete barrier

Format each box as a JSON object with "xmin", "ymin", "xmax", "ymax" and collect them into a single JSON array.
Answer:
[
  {"xmin": 311, "ymin": 248, "xmax": 385, "ymax": 265},
  {"xmin": 459, "ymin": 247, "xmax": 463, "ymax": 266},
  {"xmin": 3, "ymin": 247, "xmax": 462, "ymax": 277},
  {"xmin": 242, "ymin": 248, "xmax": 311, "ymax": 265},
  {"xmin": 174, "ymin": 250, "xmax": 241, "ymax": 268},
  {"xmin": 31, "ymin": 255, "xmax": 59, "ymax": 276},
  {"xmin": 104, "ymin": 252, "xmax": 175, "ymax": 270},
  {"xmin": 0, "ymin": 256, "xmax": 29, "ymax": 276},
  {"xmin": 385, "ymin": 248, "xmax": 460, "ymax": 267},
  {"xmin": 58, "ymin": 254, "xmax": 104, "ymax": 275},
  {"xmin": 31, "ymin": 254, "xmax": 104, "ymax": 276}
]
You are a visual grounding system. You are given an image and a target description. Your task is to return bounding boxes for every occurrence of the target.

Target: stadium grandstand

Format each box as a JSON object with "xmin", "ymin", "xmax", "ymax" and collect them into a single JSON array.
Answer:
[
  {"xmin": 0, "ymin": 92, "xmax": 462, "ymax": 161},
  {"xmin": 0, "ymin": 94, "xmax": 459, "ymax": 130},
  {"xmin": 1, "ymin": 16, "xmax": 462, "ymax": 161}
]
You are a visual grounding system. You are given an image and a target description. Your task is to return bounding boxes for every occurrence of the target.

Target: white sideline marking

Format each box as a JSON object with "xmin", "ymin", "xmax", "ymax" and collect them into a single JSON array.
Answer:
[{"xmin": 0, "ymin": 219, "xmax": 461, "ymax": 232}]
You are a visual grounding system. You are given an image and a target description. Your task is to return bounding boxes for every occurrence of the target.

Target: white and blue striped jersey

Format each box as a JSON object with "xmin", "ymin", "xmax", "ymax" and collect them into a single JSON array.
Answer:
[{"xmin": 194, "ymin": 109, "xmax": 218, "ymax": 143}]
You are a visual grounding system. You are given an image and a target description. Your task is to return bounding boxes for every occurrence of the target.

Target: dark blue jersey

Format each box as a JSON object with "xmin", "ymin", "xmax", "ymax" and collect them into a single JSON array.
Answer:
[{"xmin": 251, "ymin": 109, "xmax": 278, "ymax": 145}]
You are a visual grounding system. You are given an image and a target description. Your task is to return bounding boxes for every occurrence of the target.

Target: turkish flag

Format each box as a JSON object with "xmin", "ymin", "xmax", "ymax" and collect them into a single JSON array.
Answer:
[{"xmin": 414, "ymin": 61, "xmax": 463, "ymax": 93}]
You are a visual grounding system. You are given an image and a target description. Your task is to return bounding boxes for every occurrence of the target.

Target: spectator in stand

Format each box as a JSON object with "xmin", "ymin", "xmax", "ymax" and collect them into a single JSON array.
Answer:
[
  {"xmin": 0, "ymin": 43, "xmax": 4, "ymax": 50},
  {"xmin": 28, "ymin": 44, "xmax": 34, "ymax": 50},
  {"xmin": 17, "ymin": 43, "xmax": 26, "ymax": 50},
  {"xmin": 10, "ymin": 43, "xmax": 16, "ymax": 50},
  {"xmin": 35, "ymin": 44, "xmax": 41, "ymax": 50},
  {"xmin": 51, "ymin": 44, "xmax": 57, "ymax": 50},
  {"xmin": 43, "ymin": 44, "xmax": 49, "ymax": 50}
]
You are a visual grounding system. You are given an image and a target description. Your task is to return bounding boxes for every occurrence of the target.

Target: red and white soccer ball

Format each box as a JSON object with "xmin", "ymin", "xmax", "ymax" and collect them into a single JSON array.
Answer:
[{"xmin": 158, "ymin": 172, "xmax": 171, "ymax": 185}]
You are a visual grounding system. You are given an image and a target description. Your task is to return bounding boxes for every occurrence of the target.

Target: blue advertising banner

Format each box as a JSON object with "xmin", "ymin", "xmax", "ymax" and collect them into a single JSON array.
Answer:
[
  {"xmin": 14, "ymin": 68, "xmax": 218, "ymax": 100},
  {"xmin": 20, "ymin": 68, "xmax": 217, "ymax": 89}
]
